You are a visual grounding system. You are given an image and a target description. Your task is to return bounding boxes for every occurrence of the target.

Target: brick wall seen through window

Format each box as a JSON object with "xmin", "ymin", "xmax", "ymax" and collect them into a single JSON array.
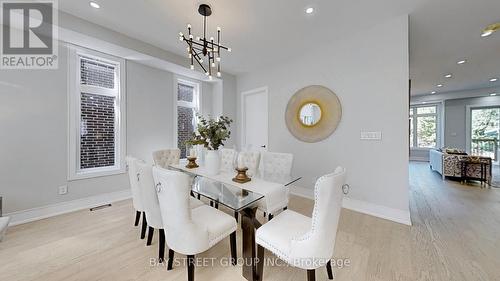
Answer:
[
  {"xmin": 80, "ymin": 93, "xmax": 116, "ymax": 169},
  {"xmin": 80, "ymin": 58, "xmax": 115, "ymax": 89},
  {"xmin": 177, "ymin": 83, "xmax": 197, "ymax": 159}
]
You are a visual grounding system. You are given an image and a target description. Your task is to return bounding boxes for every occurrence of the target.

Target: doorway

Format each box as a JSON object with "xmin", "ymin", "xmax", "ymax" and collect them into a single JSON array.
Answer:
[{"xmin": 241, "ymin": 87, "xmax": 268, "ymax": 151}]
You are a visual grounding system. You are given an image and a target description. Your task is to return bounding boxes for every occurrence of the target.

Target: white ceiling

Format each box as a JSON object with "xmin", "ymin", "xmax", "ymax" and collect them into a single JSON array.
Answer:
[
  {"xmin": 410, "ymin": 0, "xmax": 500, "ymax": 95},
  {"xmin": 58, "ymin": 0, "xmax": 500, "ymax": 96}
]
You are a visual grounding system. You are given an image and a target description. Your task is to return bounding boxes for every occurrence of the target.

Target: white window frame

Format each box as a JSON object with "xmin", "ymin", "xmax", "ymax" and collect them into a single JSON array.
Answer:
[
  {"xmin": 173, "ymin": 77, "xmax": 200, "ymax": 158},
  {"xmin": 409, "ymin": 104, "xmax": 441, "ymax": 150},
  {"xmin": 68, "ymin": 45, "xmax": 126, "ymax": 180}
]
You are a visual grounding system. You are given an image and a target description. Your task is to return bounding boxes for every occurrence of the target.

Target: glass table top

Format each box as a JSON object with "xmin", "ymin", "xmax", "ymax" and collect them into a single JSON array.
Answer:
[
  {"xmin": 169, "ymin": 162, "xmax": 301, "ymax": 212},
  {"xmin": 192, "ymin": 178, "xmax": 264, "ymax": 212}
]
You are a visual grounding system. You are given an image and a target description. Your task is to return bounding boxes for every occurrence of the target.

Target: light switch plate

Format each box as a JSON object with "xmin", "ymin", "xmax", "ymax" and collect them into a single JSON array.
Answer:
[{"xmin": 360, "ymin": 131, "xmax": 382, "ymax": 140}]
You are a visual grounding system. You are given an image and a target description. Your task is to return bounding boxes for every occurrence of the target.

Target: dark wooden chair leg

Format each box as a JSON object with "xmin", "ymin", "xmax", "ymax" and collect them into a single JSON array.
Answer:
[
  {"xmin": 234, "ymin": 211, "xmax": 239, "ymax": 223},
  {"xmin": 263, "ymin": 212, "xmax": 266, "ymax": 218},
  {"xmin": 307, "ymin": 269, "xmax": 316, "ymax": 281},
  {"xmin": 326, "ymin": 260, "xmax": 333, "ymax": 280},
  {"xmin": 268, "ymin": 214, "xmax": 273, "ymax": 220},
  {"xmin": 140, "ymin": 212, "xmax": 147, "ymax": 239},
  {"xmin": 134, "ymin": 211, "xmax": 141, "ymax": 226},
  {"xmin": 167, "ymin": 249, "xmax": 174, "ymax": 270},
  {"xmin": 230, "ymin": 231, "xmax": 237, "ymax": 265},
  {"xmin": 187, "ymin": 255, "xmax": 195, "ymax": 281},
  {"xmin": 159, "ymin": 229, "xmax": 165, "ymax": 263},
  {"xmin": 146, "ymin": 226, "xmax": 154, "ymax": 246},
  {"xmin": 256, "ymin": 244, "xmax": 265, "ymax": 281},
  {"xmin": 197, "ymin": 194, "xmax": 200, "ymax": 200},
  {"xmin": 215, "ymin": 202, "xmax": 219, "ymax": 209},
  {"xmin": 210, "ymin": 200, "xmax": 214, "ymax": 207}
]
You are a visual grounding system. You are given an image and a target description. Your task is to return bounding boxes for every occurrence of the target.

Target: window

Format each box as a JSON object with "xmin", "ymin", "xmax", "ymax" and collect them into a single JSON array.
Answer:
[
  {"xmin": 176, "ymin": 79, "xmax": 200, "ymax": 159},
  {"xmin": 470, "ymin": 107, "xmax": 499, "ymax": 160},
  {"xmin": 68, "ymin": 47, "xmax": 126, "ymax": 180},
  {"xmin": 409, "ymin": 105, "xmax": 438, "ymax": 149}
]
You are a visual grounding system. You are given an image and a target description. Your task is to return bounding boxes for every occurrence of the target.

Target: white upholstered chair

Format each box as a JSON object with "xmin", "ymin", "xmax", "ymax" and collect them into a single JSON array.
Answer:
[
  {"xmin": 220, "ymin": 148, "xmax": 237, "ymax": 172},
  {"xmin": 126, "ymin": 156, "xmax": 147, "ymax": 239},
  {"xmin": 137, "ymin": 161, "xmax": 204, "ymax": 261},
  {"xmin": 259, "ymin": 152, "xmax": 294, "ymax": 219},
  {"xmin": 152, "ymin": 167, "xmax": 237, "ymax": 281},
  {"xmin": 237, "ymin": 151, "xmax": 261, "ymax": 177},
  {"xmin": 136, "ymin": 161, "xmax": 165, "ymax": 259},
  {"xmin": 152, "ymin": 149, "xmax": 181, "ymax": 169},
  {"xmin": 255, "ymin": 167, "xmax": 346, "ymax": 281}
]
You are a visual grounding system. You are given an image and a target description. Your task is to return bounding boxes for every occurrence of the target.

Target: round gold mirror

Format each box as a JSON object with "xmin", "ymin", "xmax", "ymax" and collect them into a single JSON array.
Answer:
[
  {"xmin": 299, "ymin": 102, "xmax": 322, "ymax": 127},
  {"xmin": 285, "ymin": 85, "xmax": 342, "ymax": 143}
]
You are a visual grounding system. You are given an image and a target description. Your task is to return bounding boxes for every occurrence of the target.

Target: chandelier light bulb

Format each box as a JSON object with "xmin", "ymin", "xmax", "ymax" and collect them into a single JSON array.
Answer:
[
  {"xmin": 189, "ymin": 34, "xmax": 193, "ymax": 39},
  {"xmin": 217, "ymin": 71, "xmax": 221, "ymax": 77},
  {"xmin": 211, "ymin": 62, "xmax": 215, "ymax": 67},
  {"xmin": 227, "ymin": 48, "xmax": 231, "ymax": 52},
  {"xmin": 188, "ymin": 54, "xmax": 192, "ymax": 58},
  {"xmin": 205, "ymin": 72, "xmax": 209, "ymax": 76},
  {"xmin": 210, "ymin": 37, "xmax": 214, "ymax": 41},
  {"xmin": 190, "ymin": 65, "xmax": 194, "ymax": 70},
  {"xmin": 199, "ymin": 59, "xmax": 203, "ymax": 63},
  {"xmin": 209, "ymin": 75, "xmax": 213, "ymax": 80},
  {"xmin": 217, "ymin": 27, "xmax": 221, "ymax": 31},
  {"xmin": 216, "ymin": 57, "xmax": 221, "ymax": 62},
  {"xmin": 179, "ymin": 36, "xmax": 183, "ymax": 41},
  {"xmin": 187, "ymin": 24, "xmax": 191, "ymax": 29}
]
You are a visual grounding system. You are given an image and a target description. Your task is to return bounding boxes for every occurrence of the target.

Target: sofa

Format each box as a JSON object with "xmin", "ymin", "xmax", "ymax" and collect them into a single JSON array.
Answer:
[{"xmin": 429, "ymin": 149, "xmax": 492, "ymax": 183}]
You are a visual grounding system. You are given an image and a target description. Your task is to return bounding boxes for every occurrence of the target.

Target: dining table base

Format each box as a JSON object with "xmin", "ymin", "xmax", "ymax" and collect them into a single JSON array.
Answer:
[{"xmin": 240, "ymin": 207, "xmax": 263, "ymax": 281}]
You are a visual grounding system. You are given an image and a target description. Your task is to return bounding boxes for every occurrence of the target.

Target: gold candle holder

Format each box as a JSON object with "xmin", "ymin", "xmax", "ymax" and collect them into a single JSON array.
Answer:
[
  {"xmin": 232, "ymin": 167, "xmax": 251, "ymax": 183},
  {"xmin": 185, "ymin": 156, "xmax": 199, "ymax": 169}
]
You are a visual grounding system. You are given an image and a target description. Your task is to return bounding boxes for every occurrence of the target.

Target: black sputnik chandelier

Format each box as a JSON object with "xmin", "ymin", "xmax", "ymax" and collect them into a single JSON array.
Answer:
[{"xmin": 179, "ymin": 4, "xmax": 231, "ymax": 80}]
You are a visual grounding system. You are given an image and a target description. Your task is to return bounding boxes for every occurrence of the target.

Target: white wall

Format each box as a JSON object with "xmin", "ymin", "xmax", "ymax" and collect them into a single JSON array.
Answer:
[
  {"xmin": 0, "ymin": 10, "xmax": 238, "ymax": 216},
  {"xmin": 222, "ymin": 75, "xmax": 238, "ymax": 148},
  {"xmin": 126, "ymin": 61, "xmax": 175, "ymax": 163},
  {"xmin": 237, "ymin": 15, "xmax": 410, "ymax": 222},
  {"xmin": 0, "ymin": 45, "xmax": 224, "ymax": 215},
  {"xmin": 0, "ymin": 44, "xmax": 126, "ymax": 214}
]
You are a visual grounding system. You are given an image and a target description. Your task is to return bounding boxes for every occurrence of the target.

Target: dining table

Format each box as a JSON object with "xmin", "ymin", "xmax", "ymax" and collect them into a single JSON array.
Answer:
[{"xmin": 169, "ymin": 161, "xmax": 301, "ymax": 281}]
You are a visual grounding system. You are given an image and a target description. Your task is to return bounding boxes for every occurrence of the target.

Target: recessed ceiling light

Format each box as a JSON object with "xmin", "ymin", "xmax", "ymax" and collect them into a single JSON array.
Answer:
[
  {"xmin": 437, "ymin": 84, "xmax": 443, "ymax": 87},
  {"xmin": 482, "ymin": 31, "xmax": 493, "ymax": 37},
  {"xmin": 457, "ymin": 59, "xmax": 467, "ymax": 65},
  {"xmin": 490, "ymin": 93, "xmax": 497, "ymax": 96},
  {"xmin": 431, "ymin": 91, "xmax": 437, "ymax": 94},
  {"xmin": 89, "ymin": 1, "xmax": 100, "ymax": 9},
  {"xmin": 481, "ymin": 23, "xmax": 500, "ymax": 37},
  {"xmin": 305, "ymin": 7, "xmax": 314, "ymax": 14},
  {"xmin": 422, "ymin": 101, "xmax": 427, "ymax": 104},
  {"xmin": 490, "ymin": 78, "xmax": 498, "ymax": 82},
  {"xmin": 444, "ymin": 74, "xmax": 452, "ymax": 78}
]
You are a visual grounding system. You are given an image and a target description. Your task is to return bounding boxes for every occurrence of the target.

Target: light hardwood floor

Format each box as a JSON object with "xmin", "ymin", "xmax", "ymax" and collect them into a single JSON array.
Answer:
[{"xmin": 1, "ymin": 162, "xmax": 499, "ymax": 281}]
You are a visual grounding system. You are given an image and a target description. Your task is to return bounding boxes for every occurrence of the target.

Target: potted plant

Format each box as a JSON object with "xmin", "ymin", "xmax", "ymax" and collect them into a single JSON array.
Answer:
[{"xmin": 186, "ymin": 115, "xmax": 233, "ymax": 175}]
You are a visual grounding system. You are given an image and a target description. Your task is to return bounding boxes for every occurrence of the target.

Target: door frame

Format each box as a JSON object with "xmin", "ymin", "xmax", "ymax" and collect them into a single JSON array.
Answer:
[{"xmin": 240, "ymin": 86, "xmax": 269, "ymax": 151}]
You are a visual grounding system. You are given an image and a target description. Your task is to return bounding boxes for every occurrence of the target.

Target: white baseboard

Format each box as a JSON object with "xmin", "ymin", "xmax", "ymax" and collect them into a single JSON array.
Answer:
[
  {"xmin": 5, "ymin": 189, "xmax": 131, "ymax": 226},
  {"xmin": 290, "ymin": 187, "xmax": 411, "ymax": 226},
  {"xmin": 341, "ymin": 197, "xmax": 411, "ymax": 225},
  {"xmin": 289, "ymin": 185, "xmax": 314, "ymax": 199}
]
